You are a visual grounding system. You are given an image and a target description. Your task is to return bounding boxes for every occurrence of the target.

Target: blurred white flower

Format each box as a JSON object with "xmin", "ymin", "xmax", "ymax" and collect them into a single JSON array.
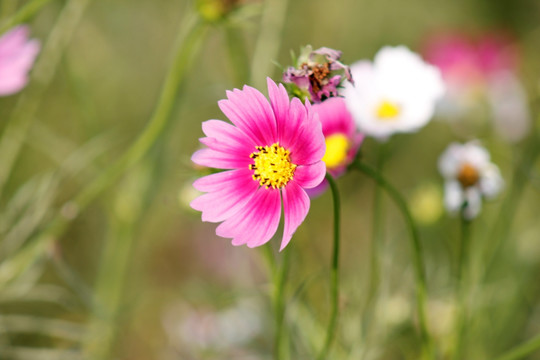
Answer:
[
  {"xmin": 343, "ymin": 46, "xmax": 445, "ymax": 139},
  {"xmin": 438, "ymin": 141, "xmax": 503, "ymax": 219}
]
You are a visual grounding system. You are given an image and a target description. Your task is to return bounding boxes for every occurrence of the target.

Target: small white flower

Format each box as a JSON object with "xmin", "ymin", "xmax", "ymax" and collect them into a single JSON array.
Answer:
[
  {"xmin": 438, "ymin": 141, "xmax": 503, "ymax": 219},
  {"xmin": 343, "ymin": 46, "xmax": 445, "ymax": 139}
]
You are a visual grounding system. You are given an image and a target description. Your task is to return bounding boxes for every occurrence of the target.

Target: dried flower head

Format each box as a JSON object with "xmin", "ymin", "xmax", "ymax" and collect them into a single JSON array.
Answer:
[{"xmin": 283, "ymin": 45, "xmax": 352, "ymax": 103}]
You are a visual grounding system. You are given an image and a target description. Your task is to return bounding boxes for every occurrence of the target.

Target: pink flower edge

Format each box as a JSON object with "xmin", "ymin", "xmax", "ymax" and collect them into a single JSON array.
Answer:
[{"xmin": 0, "ymin": 25, "xmax": 40, "ymax": 96}]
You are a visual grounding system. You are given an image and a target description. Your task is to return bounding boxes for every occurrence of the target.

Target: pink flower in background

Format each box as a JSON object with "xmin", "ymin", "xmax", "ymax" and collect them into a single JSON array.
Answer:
[
  {"xmin": 424, "ymin": 33, "xmax": 517, "ymax": 89},
  {"xmin": 423, "ymin": 32, "xmax": 530, "ymax": 142},
  {"xmin": 191, "ymin": 78, "xmax": 326, "ymax": 250},
  {"xmin": 308, "ymin": 97, "xmax": 363, "ymax": 196},
  {"xmin": 0, "ymin": 26, "xmax": 40, "ymax": 96}
]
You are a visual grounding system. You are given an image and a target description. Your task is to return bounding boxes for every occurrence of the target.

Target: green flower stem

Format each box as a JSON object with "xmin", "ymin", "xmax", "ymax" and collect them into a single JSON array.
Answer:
[
  {"xmin": 362, "ymin": 145, "xmax": 387, "ymax": 341},
  {"xmin": 82, "ymin": 214, "xmax": 135, "ymax": 359},
  {"xmin": 0, "ymin": 11, "xmax": 208, "ymax": 285},
  {"xmin": 0, "ymin": 0, "xmax": 92, "ymax": 199},
  {"xmin": 249, "ymin": 0, "xmax": 289, "ymax": 89},
  {"xmin": 274, "ymin": 247, "xmax": 290, "ymax": 360},
  {"xmin": 453, "ymin": 214, "xmax": 472, "ymax": 360},
  {"xmin": 494, "ymin": 333, "xmax": 540, "ymax": 360},
  {"xmin": 482, "ymin": 130, "xmax": 540, "ymax": 280},
  {"xmin": 318, "ymin": 173, "xmax": 341, "ymax": 360},
  {"xmin": 0, "ymin": 0, "xmax": 53, "ymax": 34},
  {"xmin": 351, "ymin": 160, "xmax": 434, "ymax": 360},
  {"xmin": 225, "ymin": 26, "xmax": 250, "ymax": 85}
]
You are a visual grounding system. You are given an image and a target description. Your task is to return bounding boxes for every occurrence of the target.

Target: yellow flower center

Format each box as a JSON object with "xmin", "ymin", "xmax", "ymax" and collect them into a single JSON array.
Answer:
[
  {"xmin": 375, "ymin": 100, "xmax": 401, "ymax": 121},
  {"xmin": 322, "ymin": 134, "xmax": 349, "ymax": 169},
  {"xmin": 457, "ymin": 163, "xmax": 480, "ymax": 188},
  {"xmin": 249, "ymin": 143, "xmax": 297, "ymax": 189}
]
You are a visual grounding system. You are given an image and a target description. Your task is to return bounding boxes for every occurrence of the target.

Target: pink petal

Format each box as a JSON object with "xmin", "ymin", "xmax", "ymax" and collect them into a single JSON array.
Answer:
[
  {"xmin": 294, "ymin": 161, "xmax": 326, "ymax": 189},
  {"xmin": 0, "ymin": 26, "xmax": 29, "ymax": 56},
  {"xmin": 313, "ymin": 97, "xmax": 355, "ymax": 136},
  {"xmin": 0, "ymin": 75, "xmax": 28, "ymax": 95},
  {"xmin": 267, "ymin": 78, "xmax": 291, "ymax": 138},
  {"xmin": 218, "ymin": 84, "xmax": 277, "ymax": 146},
  {"xmin": 215, "ymin": 187, "xmax": 281, "ymax": 248},
  {"xmin": 288, "ymin": 111, "xmax": 326, "ymax": 166},
  {"xmin": 278, "ymin": 97, "xmax": 306, "ymax": 149},
  {"xmin": 193, "ymin": 168, "xmax": 252, "ymax": 192},
  {"xmin": 190, "ymin": 170, "xmax": 259, "ymax": 222},
  {"xmin": 0, "ymin": 34, "xmax": 39, "ymax": 96},
  {"xmin": 280, "ymin": 181, "xmax": 310, "ymax": 250},
  {"xmin": 191, "ymin": 148, "xmax": 250, "ymax": 170},
  {"xmin": 199, "ymin": 120, "xmax": 255, "ymax": 158}
]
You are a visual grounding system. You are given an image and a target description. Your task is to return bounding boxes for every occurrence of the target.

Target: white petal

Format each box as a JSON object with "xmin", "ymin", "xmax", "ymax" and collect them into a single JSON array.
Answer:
[
  {"xmin": 444, "ymin": 181, "xmax": 463, "ymax": 214},
  {"xmin": 464, "ymin": 188, "xmax": 482, "ymax": 220},
  {"xmin": 480, "ymin": 164, "xmax": 504, "ymax": 198}
]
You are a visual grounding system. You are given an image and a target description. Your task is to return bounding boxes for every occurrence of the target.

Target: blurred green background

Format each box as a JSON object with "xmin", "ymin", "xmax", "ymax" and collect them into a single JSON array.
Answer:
[{"xmin": 2, "ymin": 0, "xmax": 540, "ymax": 359}]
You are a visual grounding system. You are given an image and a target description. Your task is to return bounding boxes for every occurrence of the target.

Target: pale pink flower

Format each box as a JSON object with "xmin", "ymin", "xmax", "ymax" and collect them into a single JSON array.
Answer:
[
  {"xmin": 0, "ymin": 26, "xmax": 40, "ymax": 96},
  {"xmin": 308, "ymin": 97, "xmax": 363, "ymax": 196},
  {"xmin": 191, "ymin": 78, "xmax": 326, "ymax": 250},
  {"xmin": 424, "ymin": 32, "xmax": 530, "ymax": 142}
]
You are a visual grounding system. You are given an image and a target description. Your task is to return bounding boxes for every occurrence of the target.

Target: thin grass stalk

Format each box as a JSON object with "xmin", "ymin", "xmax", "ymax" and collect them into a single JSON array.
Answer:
[
  {"xmin": 225, "ymin": 25, "xmax": 250, "ymax": 85},
  {"xmin": 494, "ymin": 333, "xmax": 540, "ymax": 360},
  {"xmin": 249, "ymin": 0, "xmax": 289, "ymax": 89},
  {"xmin": 351, "ymin": 160, "xmax": 434, "ymax": 360},
  {"xmin": 274, "ymin": 248, "xmax": 290, "ymax": 360},
  {"xmin": 0, "ymin": 0, "xmax": 53, "ymax": 34},
  {"xmin": 317, "ymin": 173, "xmax": 341, "ymax": 360},
  {"xmin": 453, "ymin": 214, "xmax": 472, "ymax": 360},
  {"xmin": 82, "ymin": 206, "xmax": 137, "ymax": 359},
  {"xmin": 482, "ymin": 129, "xmax": 540, "ymax": 281},
  {"xmin": 361, "ymin": 145, "xmax": 387, "ymax": 351}
]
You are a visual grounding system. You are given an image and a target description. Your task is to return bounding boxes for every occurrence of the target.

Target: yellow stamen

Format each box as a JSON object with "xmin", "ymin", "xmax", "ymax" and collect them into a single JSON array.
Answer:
[
  {"xmin": 322, "ymin": 134, "xmax": 349, "ymax": 169},
  {"xmin": 375, "ymin": 100, "xmax": 401, "ymax": 121},
  {"xmin": 249, "ymin": 143, "xmax": 297, "ymax": 189},
  {"xmin": 457, "ymin": 163, "xmax": 480, "ymax": 188}
]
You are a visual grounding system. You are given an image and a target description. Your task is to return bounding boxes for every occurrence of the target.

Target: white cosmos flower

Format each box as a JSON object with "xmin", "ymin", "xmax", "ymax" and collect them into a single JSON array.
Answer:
[
  {"xmin": 343, "ymin": 46, "xmax": 445, "ymax": 139},
  {"xmin": 438, "ymin": 141, "xmax": 503, "ymax": 220}
]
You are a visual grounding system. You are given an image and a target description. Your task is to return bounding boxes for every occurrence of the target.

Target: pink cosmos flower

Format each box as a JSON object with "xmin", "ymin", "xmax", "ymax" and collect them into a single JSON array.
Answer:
[
  {"xmin": 0, "ymin": 26, "xmax": 40, "ymax": 96},
  {"xmin": 423, "ymin": 32, "xmax": 530, "ymax": 142},
  {"xmin": 423, "ymin": 32, "xmax": 518, "ymax": 90},
  {"xmin": 308, "ymin": 97, "xmax": 363, "ymax": 196},
  {"xmin": 190, "ymin": 78, "xmax": 326, "ymax": 250}
]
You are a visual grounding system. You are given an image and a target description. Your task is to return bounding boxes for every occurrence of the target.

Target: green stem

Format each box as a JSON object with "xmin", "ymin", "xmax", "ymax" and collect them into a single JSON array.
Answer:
[
  {"xmin": 249, "ymin": 0, "xmax": 289, "ymax": 89},
  {"xmin": 482, "ymin": 130, "xmax": 540, "ymax": 281},
  {"xmin": 274, "ymin": 248, "xmax": 290, "ymax": 360},
  {"xmin": 0, "ymin": 11, "xmax": 208, "ymax": 285},
  {"xmin": 494, "ymin": 333, "xmax": 540, "ymax": 360},
  {"xmin": 82, "ymin": 206, "xmax": 138, "ymax": 359},
  {"xmin": 351, "ymin": 160, "xmax": 433, "ymax": 360},
  {"xmin": 0, "ymin": 0, "xmax": 92, "ymax": 200},
  {"xmin": 318, "ymin": 173, "xmax": 341, "ymax": 360},
  {"xmin": 453, "ymin": 214, "xmax": 472, "ymax": 360},
  {"xmin": 361, "ymin": 145, "xmax": 387, "ymax": 344},
  {"xmin": 0, "ymin": 0, "xmax": 52, "ymax": 34},
  {"xmin": 224, "ymin": 26, "xmax": 250, "ymax": 85}
]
